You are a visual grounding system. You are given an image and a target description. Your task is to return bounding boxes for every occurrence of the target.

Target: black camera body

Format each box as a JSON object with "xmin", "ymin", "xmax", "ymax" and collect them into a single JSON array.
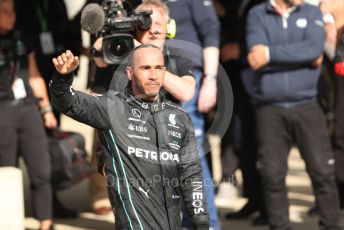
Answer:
[{"xmin": 100, "ymin": 0, "xmax": 152, "ymax": 65}]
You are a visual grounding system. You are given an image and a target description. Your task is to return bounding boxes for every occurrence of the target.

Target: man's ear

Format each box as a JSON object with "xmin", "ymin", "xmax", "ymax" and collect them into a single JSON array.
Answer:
[{"xmin": 126, "ymin": 66, "xmax": 133, "ymax": 81}]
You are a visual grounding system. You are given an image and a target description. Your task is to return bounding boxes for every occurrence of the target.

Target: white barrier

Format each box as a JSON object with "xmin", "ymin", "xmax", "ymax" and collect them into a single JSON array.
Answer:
[{"xmin": 0, "ymin": 167, "xmax": 24, "ymax": 230}]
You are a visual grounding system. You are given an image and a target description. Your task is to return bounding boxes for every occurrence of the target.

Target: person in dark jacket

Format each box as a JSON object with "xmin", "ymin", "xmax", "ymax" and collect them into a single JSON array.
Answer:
[
  {"xmin": 245, "ymin": 0, "xmax": 341, "ymax": 229},
  {"xmin": 50, "ymin": 45, "xmax": 209, "ymax": 230}
]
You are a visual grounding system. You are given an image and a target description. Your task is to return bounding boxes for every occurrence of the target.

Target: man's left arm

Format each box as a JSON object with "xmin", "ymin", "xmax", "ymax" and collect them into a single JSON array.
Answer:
[
  {"xmin": 191, "ymin": 0, "xmax": 220, "ymax": 112},
  {"xmin": 178, "ymin": 115, "xmax": 209, "ymax": 229}
]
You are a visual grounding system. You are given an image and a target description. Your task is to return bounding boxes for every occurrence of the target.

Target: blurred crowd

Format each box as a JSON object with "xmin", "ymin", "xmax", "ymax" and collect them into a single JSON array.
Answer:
[{"xmin": 1, "ymin": 0, "xmax": 344, "ymax": 229}]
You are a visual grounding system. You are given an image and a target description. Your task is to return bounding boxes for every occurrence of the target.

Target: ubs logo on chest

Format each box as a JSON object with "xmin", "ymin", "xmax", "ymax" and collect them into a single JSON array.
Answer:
[{"xmin": 128, "ymin": 124, "xmax": 147, "ymax": 133}]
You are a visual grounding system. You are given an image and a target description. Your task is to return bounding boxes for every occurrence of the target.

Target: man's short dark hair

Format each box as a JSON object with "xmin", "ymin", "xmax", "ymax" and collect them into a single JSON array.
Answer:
[{"xmin": 127, "ymin": 44, "xmax": 161, "ymax": 67}]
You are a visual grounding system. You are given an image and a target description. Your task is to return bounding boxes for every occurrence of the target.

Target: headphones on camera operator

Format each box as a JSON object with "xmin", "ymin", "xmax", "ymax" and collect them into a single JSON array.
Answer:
[
  {"xmin": 165, "ymin": 17, "xmax": 176, "ymax": 39},
  {"xmin": 155, "ymin": 17, "xmax": 176, "ymax": 39}
]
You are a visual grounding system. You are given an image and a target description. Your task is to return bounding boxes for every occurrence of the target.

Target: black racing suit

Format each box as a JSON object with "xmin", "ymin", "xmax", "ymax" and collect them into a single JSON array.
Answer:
[{"xmin": 49, "ymin": 72, "xmax": 209, "ymax": 229}]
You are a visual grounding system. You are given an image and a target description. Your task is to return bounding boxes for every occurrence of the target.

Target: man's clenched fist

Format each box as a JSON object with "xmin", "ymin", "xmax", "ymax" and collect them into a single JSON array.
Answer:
[{"xmin": 52, "ymin": 50, "xmax": 79, "ymax": 75}]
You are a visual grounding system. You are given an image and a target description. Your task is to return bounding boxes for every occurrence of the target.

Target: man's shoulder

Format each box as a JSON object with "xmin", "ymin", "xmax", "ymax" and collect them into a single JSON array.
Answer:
[
  {"xmin": 163, "ymin": 99, "xmax": 188, "ymax": 115},
  {"xmin": 300, "ymin": 2, "xmax": 322, "ymax": 14},
  {"xmin": 246, "ymin": 2, "xmax": 268, "ymax": 22},
  {"xmin": 103, "ymin": 90, "xmax": 126, "ymax": 101},
  {"xmin": 164, "ymin": 44, "xmax": 188, "ymax": 58},
  {"xmin": 163, "ymin": 43, "xmax": 195, "ymax": 77},
  {"xmin": 249, "ymin": 2, "xmax": 267, "ymax": 15},
  {"xmin": 301, "ymin": 2, "xmax": 320, "ymax": 10}
]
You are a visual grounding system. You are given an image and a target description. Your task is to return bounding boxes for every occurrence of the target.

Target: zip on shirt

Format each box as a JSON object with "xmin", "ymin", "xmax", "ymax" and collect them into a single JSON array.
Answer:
[{"xmin": 282, "ymin": 12, "xmax": 290, "ymax": 29}]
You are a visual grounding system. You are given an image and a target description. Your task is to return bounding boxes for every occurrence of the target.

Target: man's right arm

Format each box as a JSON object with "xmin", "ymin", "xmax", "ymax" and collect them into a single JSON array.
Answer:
[{"xmin": 50, "ymin": 50, "xmax": 110, "ymax": 129}]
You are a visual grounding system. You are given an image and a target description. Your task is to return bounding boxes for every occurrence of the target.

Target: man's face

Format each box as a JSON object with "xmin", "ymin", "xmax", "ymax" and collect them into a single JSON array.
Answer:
[
  {"xmin": 0, "ymin": 0, "xmax": 16, "ymax": 33},
  {"xmin": 135, "ymin": 6, "xmax": 168, "ymax": 48},
  {"xmin": 127, "ymin": 47, "xmax": 166, "ymax": 101}
]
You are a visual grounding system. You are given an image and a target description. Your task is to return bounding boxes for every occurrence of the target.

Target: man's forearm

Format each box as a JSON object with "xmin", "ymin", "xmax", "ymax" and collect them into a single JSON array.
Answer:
[
  {"xmin": 163, "ymin": 72, "xmax": 196, "ymax": 102},
  {"xmin": 29, "ymin": 76, "xmax": 51, "ymax": 110},
  {"xmin": 49, "ymin": 72, "xmax": 75, "ymax": 113},
  {"xmin": 268, "ymin": 40, "xmax": 324, "ymax": 64},
  {"xmin": 203, "ymin": 47, "xmax": 219, "ymax": 77},
  {"xmin": 49, "ymin": 71, "xmax": 110, "ymax": 129}
]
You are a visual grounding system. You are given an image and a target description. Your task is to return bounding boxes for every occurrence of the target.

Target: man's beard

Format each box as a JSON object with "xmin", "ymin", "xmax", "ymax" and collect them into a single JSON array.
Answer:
[{"xmin": 283, "ymin": 0, "xmax": 297, "ymax": 6}]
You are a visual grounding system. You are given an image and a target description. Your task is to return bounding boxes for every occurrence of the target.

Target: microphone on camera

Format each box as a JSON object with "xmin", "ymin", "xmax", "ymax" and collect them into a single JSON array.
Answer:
[{"xmin": 80, "ymin": 3, "xmax": 105, "ymax": 34}]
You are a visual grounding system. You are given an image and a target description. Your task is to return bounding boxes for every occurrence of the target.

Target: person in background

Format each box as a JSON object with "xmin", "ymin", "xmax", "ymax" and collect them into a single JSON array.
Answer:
[
  {"xmin": 333, "ymin": 28, "xmax": 344, "ymax": 212},
  {"xmin": 245, "ymin": 0, "xmax": 342, "ymax": 229},
  {"xmin": 331, "ymin": 0, "xmax": 344, "ymax": 216},
  {"xmin": 14, "ymin": 0, "xmax": 83, "ymax": 218},
  {"xmin": 166, "ymin": 0, "xmax": 221, "ymax": 229},
  {"xmin": 302, "ymin": 0, "xmax": 344, "ymax": 217},
  {"xmin": 0, "ymin": 0, "xmax": 57, "ymax": 229},
  {"xmin": 14, "ymin": 0, "xmax": 82, "ymax": 122}
]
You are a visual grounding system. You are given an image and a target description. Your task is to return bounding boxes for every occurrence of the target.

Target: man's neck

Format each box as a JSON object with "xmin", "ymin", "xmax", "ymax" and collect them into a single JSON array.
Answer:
[{"xmin": 132, "ymin": 91, "xmax": 159, "ymax": 103}]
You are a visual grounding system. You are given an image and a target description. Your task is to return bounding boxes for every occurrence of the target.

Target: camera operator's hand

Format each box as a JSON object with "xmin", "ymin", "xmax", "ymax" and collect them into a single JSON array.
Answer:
[
  {"xmin": 92, "ymin": 37, "xmax": 108, "ymax": 68},
  {"xmin": 52, "ymin": 50, "xmax": 79, "ymax": 75}
]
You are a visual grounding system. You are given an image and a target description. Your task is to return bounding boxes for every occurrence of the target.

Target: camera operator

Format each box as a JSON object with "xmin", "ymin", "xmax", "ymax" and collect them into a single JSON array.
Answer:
[
  {"xmin": 87, "ymin": 0, "xmax": 197, "ymax": 215},
  {"xmin": 0, "ymin": 0, "xmax": 56, "ymax": 229},
  {"xmin": 91, "ymin": 0, "xmax": 196, "ymax": 102}
]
